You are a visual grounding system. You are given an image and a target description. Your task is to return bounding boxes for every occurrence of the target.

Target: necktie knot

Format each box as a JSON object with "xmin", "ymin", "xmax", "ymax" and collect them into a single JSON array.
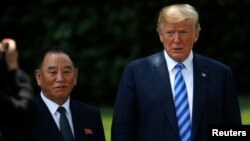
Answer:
[
  {"xmin": 57, "ymin": 106, "xmax": 66, "ymax": 114},
  {"xmin": 175, "ymin": 63, "xmax": 184, "ymax": 70}
]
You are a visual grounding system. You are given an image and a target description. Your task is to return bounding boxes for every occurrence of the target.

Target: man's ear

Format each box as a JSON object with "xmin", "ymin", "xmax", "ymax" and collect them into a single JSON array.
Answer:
[
  {"xmin": 159, "ymin": 32, "xmax": 164, "ymax": 43},
  {"xmin": 193, "ymin": 31, "xmax": 199, "ymax": 43},
  {"xmin": 35, "ymin": 69, "xmax": 41, "ymax": 86},
  {"xmin": 74, "ymin": 68, "xmax": 78, "ymax": 85}
]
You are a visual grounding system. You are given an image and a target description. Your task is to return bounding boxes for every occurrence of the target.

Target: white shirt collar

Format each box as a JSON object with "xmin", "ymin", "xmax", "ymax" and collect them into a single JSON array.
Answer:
[
  {"xmin": 40, "ymin": 91, "xmax": 71, "ymax": 115},
  {"xmin": 164, "ymin": 50, "xmax": 193, "ymax": 72}
]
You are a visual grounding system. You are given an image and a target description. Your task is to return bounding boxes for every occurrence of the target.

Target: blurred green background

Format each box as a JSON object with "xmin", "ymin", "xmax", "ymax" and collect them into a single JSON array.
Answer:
[
  {"xmin": 1, "ymin": 0, "xmax": 250, "ymax": 106},
  {"xmin": 1, "ymin": 1, "xmax": 250, "ymax": 140}
]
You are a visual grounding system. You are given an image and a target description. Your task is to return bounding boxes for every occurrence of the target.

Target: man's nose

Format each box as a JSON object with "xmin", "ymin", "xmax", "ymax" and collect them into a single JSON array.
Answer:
[
  {"xmin": 56, "ymin": 72, "xmax": 65, "ymax": 81},
  {"xmin": 173, "ymin": 33, "xmax": 180, "ymax": 43}
]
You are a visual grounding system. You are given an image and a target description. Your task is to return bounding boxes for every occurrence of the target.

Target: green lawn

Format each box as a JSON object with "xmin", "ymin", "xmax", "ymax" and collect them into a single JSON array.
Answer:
[
  {"xmin": 101, "ymin": 96, "xmax": 250, "ymax": 141},
  {"xmin": 239, "ymin": 96, "xmax": 250, "ymax": 124},
  {"xmin": 101, "ymin": 107, "xmax": 113, "ymax": 141}
]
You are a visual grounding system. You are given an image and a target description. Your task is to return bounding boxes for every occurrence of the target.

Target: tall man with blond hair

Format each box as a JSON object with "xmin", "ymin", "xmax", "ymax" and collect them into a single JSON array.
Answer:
[{"xmin": 111, "ymin": 4, "xmax": 241, "ymax": 141}]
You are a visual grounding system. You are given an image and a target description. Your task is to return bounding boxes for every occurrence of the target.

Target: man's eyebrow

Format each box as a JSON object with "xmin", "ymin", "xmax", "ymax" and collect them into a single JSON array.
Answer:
[
  {"xmin": 64, "ymin": 65, "xmax": 74, "ymax": 69},
  {"xmin": 47, "ymin": 66, "xmax": 57, "ymax": 70}
]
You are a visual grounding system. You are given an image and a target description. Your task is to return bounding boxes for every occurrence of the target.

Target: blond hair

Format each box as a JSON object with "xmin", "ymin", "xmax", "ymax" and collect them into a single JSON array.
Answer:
[{"xmin": 157, "ymin": 4, "xmax": 201, "ymax": 32}]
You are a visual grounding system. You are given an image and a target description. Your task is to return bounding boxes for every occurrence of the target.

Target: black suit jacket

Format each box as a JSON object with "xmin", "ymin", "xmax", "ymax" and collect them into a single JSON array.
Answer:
[
  {"xmin": 34, "ymin": 95, "xmax": 105, "ymax": 141},
  {"xmin": 111, "ymin": 51, "xmax": 242, "ymax": 141},
  {"xmin": 0, "ymin": 69, "xmax": 37, "ymax": 141}
]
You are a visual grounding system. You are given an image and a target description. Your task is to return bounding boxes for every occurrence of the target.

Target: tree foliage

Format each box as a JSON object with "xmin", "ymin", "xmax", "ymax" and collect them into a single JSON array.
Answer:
[{"xmin": 1, "ymin": 0, "xmax": 250, "ymax": 106}]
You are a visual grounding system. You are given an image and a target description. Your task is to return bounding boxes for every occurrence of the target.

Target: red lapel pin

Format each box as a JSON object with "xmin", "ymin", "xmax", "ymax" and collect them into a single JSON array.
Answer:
[{"xmin": 84, "ymin": 128, "xmax": 93, "ymax": 135}]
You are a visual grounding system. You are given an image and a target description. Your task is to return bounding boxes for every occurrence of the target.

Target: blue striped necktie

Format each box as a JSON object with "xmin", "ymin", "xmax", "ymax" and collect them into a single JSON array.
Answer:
[{"xmin": 174, "ymin": 63, "xmax": 191, "ymax": 141}]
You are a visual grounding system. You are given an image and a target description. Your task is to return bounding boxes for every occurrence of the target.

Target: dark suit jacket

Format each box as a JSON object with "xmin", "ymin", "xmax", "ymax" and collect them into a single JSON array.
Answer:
[
  {"xmin": 111, "ymin": 51, "xmax": 242, "ymax": 141},
  {"xmin": 0, "ymin": 69, "xmax": 37, "ymax": 141},
  {"xmin": 34, "ymin": 95, "xmax": 105, "ymax": 141}
]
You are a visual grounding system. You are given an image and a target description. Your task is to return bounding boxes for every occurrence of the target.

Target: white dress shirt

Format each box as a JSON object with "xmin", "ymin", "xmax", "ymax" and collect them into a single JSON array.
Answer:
[
  {"xmin": 40, "ymin": 92, "xmax": 75, "ymax": 136},
  {"xmin": 164, "ymin": 50, "xmax": 194, "ymax": 120}
]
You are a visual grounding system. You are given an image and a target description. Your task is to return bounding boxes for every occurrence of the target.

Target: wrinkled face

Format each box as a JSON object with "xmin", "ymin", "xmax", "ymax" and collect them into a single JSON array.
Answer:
[
  {"xmin": 35, "ymin": 52, "xmax": 78, "ymax": 105},
  {"xmin": 158, "ymin": 19, "xmax": 199, "ymax": 62}
]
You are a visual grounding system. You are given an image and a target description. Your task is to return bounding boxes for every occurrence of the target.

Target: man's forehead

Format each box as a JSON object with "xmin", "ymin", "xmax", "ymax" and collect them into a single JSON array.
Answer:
[{"xmin": 41, "ymin": 55, "xmax": 74, "ymax": 69}]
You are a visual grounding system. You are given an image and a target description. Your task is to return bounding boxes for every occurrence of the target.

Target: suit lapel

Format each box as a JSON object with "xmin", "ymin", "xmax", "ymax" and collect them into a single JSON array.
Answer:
[
  {"xmin": 70, "ymin": 102, "xmax": 86, "ymax": 141},
  {"xmin": 191, "ymin": 54, "xmax": 208, "ymax": 140},
  {"xmin": 152, "ymin": 52, "xmax": 179, "ymax": 136},
  {"xmin": 36, "ymin": 96, "xmax": 64, "ymax": 141},
  {"xmin": 151, "ymin": 52, "xmax": 209, "ymax": 138}
]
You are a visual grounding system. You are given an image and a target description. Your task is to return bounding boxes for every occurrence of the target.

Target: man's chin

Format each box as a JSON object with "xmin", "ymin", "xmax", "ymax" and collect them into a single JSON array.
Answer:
[{"xmin": 171, "ymin": 55, "xmax": 186, "ymax": 62}]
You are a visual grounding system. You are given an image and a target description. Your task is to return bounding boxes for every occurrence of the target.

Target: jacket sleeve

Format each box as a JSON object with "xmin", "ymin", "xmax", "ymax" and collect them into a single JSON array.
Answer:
[
  {"xmin": 222, "ymin": 68, "xmax": 242, "ymax": 124},
  {"xmin": 111, "ymin": 64, "xmax": 137, "ymax": 141},
  {"xmin": 0, "ymin": 69, "xmax": 37, "ymax": 126}
]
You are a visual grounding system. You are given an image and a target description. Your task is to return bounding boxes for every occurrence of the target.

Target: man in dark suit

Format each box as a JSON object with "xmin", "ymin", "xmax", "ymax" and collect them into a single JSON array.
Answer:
[
  {"xmin": 111, "ymin": 4, "xmax": 242, "ymax": 141},
  {"xmin": 0, "ymin": 38, "xmax": 37, "ymax": 141},
  {"xmin": 34, "ymin": 47, "xmax": 105, "ymax": 141}
]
